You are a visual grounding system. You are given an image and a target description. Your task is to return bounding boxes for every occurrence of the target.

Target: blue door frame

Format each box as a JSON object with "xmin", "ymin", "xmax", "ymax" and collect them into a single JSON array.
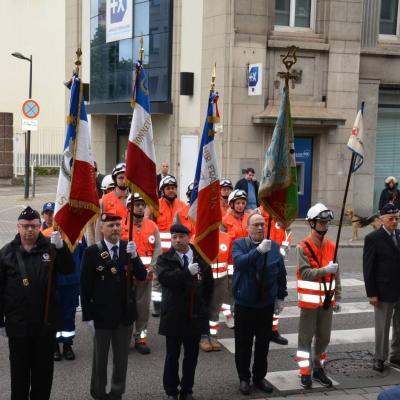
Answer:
[{"xmin": 295, "ymin": 137, "xmax": 313, "ymax": 218}]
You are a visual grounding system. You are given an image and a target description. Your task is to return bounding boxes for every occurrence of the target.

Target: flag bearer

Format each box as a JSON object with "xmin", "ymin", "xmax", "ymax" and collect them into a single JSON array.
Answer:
[{"xmin": 295, "ymin": 203, "xmax": 341, "ymax": 389}]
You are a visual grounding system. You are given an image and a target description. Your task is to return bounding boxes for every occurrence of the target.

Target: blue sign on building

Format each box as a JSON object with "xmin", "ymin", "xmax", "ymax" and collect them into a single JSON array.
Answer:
[{"xmin": 110, "ymin": 0, "xmax": 127, "ymax": 23}]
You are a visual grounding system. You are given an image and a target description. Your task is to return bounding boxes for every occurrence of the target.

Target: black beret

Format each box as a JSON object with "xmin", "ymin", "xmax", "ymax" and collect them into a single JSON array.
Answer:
[
  {"xmin": 18, "ymin": 206, "xmax": 41, "ymax": 221},
  {"xmin": 380, "ymin": 203, "xmax": 399, "ymax": 216},
  {"xmin": 101, "ymin": 213, "xmax": 122, "ymax": 222},
  {"xmin": 170, "ymin": 224, "xmax": 190, "ymax": 235}
]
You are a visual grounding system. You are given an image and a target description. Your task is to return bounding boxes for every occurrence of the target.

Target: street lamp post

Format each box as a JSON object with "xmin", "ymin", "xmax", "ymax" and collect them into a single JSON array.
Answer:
[{"xmin": 11, "ymin": 52, "xmax": 32, "ymax": 199}]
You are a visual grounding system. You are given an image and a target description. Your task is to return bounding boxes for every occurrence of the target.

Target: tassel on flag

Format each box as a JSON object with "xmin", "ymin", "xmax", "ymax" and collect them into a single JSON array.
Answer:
[
  {"xmin": 125, "ymin": 60, "xmax": 159, "ymax": 215},
  {"xmin": 347, "ymin": 102, "xmax": 365, "ymax": 172},
  {"xmin": 54, "ymin": 74, "xmax": 100, "ymax": 250},
  {"xmin": 189, "ymin": 68, "xmax": 222, "ymax": 264}
]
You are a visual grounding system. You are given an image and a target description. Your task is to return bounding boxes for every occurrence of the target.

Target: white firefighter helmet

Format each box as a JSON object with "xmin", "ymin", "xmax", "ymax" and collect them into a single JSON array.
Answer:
[
  {"xmin": 101, "ymin": 174, "xmax": 115, "ymax": 191},
  {"xmin": 228, "ymin": 189, "xmax": 247, "ymax": 207},
  {"xmin": 306, "ymin": 203, "xmax": 334, "ymax": 221},
  {"xmin": 126, "ymin": 192, "xmax": 145, "ymax": 206},
  {"xmin": 111, "ymin": 162, "xmax": 126, "ymax": 180},
  {"xmin": 159, "ymin": 175, "xmax": 177, "ymax": 191}
]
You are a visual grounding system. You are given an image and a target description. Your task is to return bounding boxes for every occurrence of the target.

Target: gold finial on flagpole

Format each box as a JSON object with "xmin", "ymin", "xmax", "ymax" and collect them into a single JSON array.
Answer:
[
  {"xmin": 278, "ymin": 45, "xmax": 298, "ymax": 88},
  {"xmin": 74, "ymin": 48, "xmax": 82, "ymax": 76},
  {"xmin": 139, "ymin": 35, "xmax": 144, "ymax": 63},
  {"xmin": 210, "ymin": 62, "xmax": 216, "ymax": 92}
]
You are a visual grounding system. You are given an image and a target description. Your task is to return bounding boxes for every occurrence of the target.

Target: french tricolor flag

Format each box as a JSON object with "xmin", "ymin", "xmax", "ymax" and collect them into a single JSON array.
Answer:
[
  {"xmin": 54, "ymin": 74, "xmax": 100, "ymax": 250},
  {"xmin": 125, "ymin": 61, "xmax": 158, "ymax": 214},
  {"xmin": 189, "ymin": 91, "xmax": 222, "ymax": 264}
]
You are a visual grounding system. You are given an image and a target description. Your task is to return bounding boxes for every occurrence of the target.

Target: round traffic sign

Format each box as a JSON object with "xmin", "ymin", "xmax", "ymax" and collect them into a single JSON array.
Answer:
[{"xmin": 22, "ymin": 99, "xmax": 40, "ymax": 119}]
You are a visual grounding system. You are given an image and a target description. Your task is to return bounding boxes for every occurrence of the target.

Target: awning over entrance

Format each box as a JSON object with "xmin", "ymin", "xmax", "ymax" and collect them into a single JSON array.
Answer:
[{"xmin": 252, "ymin": 103, "xmax": 346, "ymax": 127}]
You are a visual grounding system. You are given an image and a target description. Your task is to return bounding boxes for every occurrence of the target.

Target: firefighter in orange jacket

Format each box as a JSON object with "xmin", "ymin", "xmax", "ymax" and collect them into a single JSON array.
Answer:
[
  {"xmin": 258, "ymin": 205, "xmax": 290, "ymax": 346},
  {"xmin": 295, "ymin": 203, "xmax": 341, "ymax": 389},
  {"xmin": 222, "ymin": 189, "xmax": 249, "ymax": 241},
  {"xmin": 152, "ymin": 175, "xmax": 186, "ymax": 316},
  {"xmin": 122, "ymin": 193, "xmax": 161, "ymax": 354},
  {"xmin": 200, "ymin": 228, "xmax": 232, "ymax": 352},
  {"xmin": 174, "ymin": 182, "xmax": 195, "ymax": 236}
]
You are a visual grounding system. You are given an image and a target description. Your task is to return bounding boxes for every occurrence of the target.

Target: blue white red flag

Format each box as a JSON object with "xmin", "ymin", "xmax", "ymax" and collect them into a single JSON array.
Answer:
[
  {"xmin": 347, "ymin": 102, "xmax": 365, "ymax": 172},
  {"xmin": 54, "ymin": 74, "xmax": 100, "ymax": 250},
  {"xmin": 189, "ymin": 92, "xmax": 222, "ymax": 264},
  {"xmin": 125, "ymin": 61, "xmax": 158, "ymax": 214}
]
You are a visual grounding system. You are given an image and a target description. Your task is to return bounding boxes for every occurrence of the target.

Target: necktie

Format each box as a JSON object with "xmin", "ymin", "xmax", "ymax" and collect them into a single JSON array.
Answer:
[
  {"xmin": 111, "ymin": 245, "xmax": 118, "ymax": 261},
  {"xmin": 183, "ymin": 254, "xmax": 189, "ymax": 269}
]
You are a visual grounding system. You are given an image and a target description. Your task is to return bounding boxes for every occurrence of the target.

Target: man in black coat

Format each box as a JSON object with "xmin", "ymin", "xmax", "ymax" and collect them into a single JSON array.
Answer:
[
  {"xmin": 363, "ymin": 203, "xmax": 400, "ymax": 373},
  {"xmin": 155, "ymin": 224, "xmax": 213, "ymax": 400},
  {"xmin": 234, "ymin": 168, "xmax": 259, "ymax": 209},
  {"xmin": 0, "ymin": 206, "xmax": 74, "ymax": 400},
  {"xmin": 80, "ymin": 213, "xmax": 148, "ymax": 400}
]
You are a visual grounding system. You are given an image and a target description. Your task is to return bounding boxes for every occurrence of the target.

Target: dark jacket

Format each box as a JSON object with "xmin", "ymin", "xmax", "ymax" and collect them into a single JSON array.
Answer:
[
  {"xmin": 363, "ymin": 227, "xmax": 400, "ymax": 302},
  {"xmin": 234, "ymin": 178, "xmax": 260, "ymax": 206},
  {"xmin": 155, "ymin": 245, "xmax": 213, "ymax": 337},
  {"xmin": 80, "ymin": 240, "xmax": 147, "ymax": 329},
  {"xmin": 378, "ymin": 188, "xmax": 400, "ymax": 211},
  {"xmin": 232, "ymin": 238, "xmax": 287, "ymax": 308},
  {"xmin": 0, "ymin": 233, "xmax": 74, "ymax": 337}
]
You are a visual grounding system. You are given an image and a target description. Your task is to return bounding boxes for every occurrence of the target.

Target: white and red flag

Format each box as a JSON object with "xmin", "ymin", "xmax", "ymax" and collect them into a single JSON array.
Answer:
[
  {"xmin": 347, "ymin": 101, "xmax": 365, "ymax": 172},
  {"xmin": 188, "ymin": 91, "xmax": 222, "ymax": 264},
  {"xmin": 54, "ymin": 74, "xmax": 100, "ymax": 250},
  {"xmin": 125, "ymin": 61, "xmax": 158, "ymax": 214}
]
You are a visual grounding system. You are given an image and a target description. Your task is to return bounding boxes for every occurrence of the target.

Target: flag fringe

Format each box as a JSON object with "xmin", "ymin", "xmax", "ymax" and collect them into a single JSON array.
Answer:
[
  {"xmin": 192, "ymin": 221, "xmax": 220, "ymax": 243},
  {"xmin": 126, "ymin": 179, "xmax": 160, "ymax": 217}
]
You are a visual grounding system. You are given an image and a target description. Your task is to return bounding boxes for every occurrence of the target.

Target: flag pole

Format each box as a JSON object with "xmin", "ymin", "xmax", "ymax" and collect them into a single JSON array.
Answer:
[{"xmin": 333, "ymin": 101, "xmax": 365, "ymax": 262}]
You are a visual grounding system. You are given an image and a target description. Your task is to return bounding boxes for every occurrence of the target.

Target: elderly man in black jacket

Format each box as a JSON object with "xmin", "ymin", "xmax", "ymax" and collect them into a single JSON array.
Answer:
[
  {"xmin": 363, "ymin": 203, "xmax": 400, "ymax": 373},
  {"xmin": 155, "ymin": 224, "xmax": 213, "ymax": 400},
  {"xmin": 81, "ymin": 213, "xmax": 148, "ymax": 400},
  {"xmin": 0, "ymin": 206, "xmax": 74, "ymax": 400}
]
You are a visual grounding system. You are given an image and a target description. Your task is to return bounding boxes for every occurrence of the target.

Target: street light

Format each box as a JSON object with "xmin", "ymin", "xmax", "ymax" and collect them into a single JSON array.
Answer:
[{"xmin": 12, "ymin": 51, "xmax": 32, "ymax": 199}]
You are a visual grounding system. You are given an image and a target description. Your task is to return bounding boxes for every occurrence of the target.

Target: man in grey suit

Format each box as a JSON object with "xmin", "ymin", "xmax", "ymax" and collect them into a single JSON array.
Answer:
[{"xmin": 363, "ymin": 203, "xmax": 400, "ymax": 373}]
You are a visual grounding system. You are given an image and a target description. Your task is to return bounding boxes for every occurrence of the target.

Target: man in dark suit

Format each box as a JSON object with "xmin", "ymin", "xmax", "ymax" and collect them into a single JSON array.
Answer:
[
  {"xmin": 363, "ymin": 203, "xmax": 400, "ymax": 373},
  {"xmin": 81, "ymin": 213, "xmax": 148, "ymax": 400},
  {"xmin": 155, "ymin": 224, "xmax": 213, "ymax": 400},
  {"xmin": 157, "ymin": 161, "xmax": 170, "ymax": 198},
  {"xmin": 234, "ymin": 168, "xmax": 259, "ymax": 210}
]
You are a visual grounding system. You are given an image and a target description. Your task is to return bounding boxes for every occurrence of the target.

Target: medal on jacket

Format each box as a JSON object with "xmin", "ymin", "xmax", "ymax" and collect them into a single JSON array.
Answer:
[
  {"xmin": 22, "ymin": 278, "xmax": 29, "ymax": 287},
  {"xmin": 111, "ymin": 267, "xmax": 117, "ymax": 275}
]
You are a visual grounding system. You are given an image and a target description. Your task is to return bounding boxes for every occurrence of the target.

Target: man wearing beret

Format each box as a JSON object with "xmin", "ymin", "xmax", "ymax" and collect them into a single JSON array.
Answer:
[
  {"xmin": 363, "ymin": 203, "xmax": 400, "ymax": 373},
  {"xmin": 80, "ymin": 212, "xmax": 148, "ymax": 400},
  {"xmin": 155, "ymin": 224, "xmax": 213, "ymax": 400},
  {"xmin": 0, "ymin": 206, "xmax": 74, "ymax": 400}
]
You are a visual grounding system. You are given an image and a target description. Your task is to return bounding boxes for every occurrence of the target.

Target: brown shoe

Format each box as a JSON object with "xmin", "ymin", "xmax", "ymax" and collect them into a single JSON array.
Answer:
[
  {"xmin": 199, "ymin": 336, "xmax": 213, "ymax": 352},
  {"xmin": 209, "ymin": 337, "xmax": 222, "ymax": 351}
]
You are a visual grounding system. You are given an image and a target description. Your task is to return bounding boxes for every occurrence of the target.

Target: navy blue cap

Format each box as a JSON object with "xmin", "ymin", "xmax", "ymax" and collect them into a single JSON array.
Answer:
[
  {"xmin": 18, "ymin": 206, "xmax": 41, "ymax": 221},
  {"xmin": 42, "ymin": 202, "xmax": 55, "ymax": 213},
  {"xmin": 380, "ymin": 203, "xmax": 399, "ymax": 216},
  {"xmin": 170, "ymin": 224, "xmax": 191, "ymax": 235}
]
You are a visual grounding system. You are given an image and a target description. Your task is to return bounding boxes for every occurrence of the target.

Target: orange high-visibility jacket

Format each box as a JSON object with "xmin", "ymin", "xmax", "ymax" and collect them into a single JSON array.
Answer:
[
  {"xmin": 222, "ymin": 211, "xmax": 249, "ymax": 242},
  {"xmin": 296, "ymin": 236, "xmax": 336, "ymax": 309},
  {"xmin": 102, "ymin": 190, "xmax": 128, "ymax": 220},
  {"xmin": 210, "ymin": 231, "xmax": 232, "ymax": 279}
]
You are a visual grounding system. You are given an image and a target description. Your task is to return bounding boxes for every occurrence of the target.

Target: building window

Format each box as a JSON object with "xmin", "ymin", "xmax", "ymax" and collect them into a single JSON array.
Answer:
[
  {"xmin": 380, "ymin": 0, "xmax": 400, "ymax": 35},
  {"xmin": 275, "ymin": 0, "xmax": 316, "ymax": 30}
]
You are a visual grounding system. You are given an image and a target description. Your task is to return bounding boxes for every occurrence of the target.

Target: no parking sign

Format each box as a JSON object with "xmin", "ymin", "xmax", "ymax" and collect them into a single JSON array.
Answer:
[{"xmin": 21, "ymin": 99, "xmax": 40, "ymax": 131}]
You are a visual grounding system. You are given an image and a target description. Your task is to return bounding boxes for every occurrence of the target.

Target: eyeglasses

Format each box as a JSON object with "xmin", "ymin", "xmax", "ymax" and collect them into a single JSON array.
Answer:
[{"xmin": 18, "ymin": 223, "xmax": 41, "ymax": 230}]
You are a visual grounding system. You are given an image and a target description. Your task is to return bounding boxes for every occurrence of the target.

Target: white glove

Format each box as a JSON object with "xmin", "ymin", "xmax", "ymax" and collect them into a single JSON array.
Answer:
[
  {"xmin": 274, "ymin": 299, "xmax": 285, "ymax": 315},
  {"xmin": 50, "ymin": 231, "xmax": 63, "ymax": 249},
  {"xmin": 323, "ymin": 261, "xmax": 338, "ymax": 275},
  {"xmin": 126, "ymin": 241, "xmax": 137, "ymax": 258},
  {"xmin": 86, "ymin": 320, "xmax": 95, "ymax": 336},
  {"xmin": 188, "ymin": 263, "xmax": 199, "ymax": 276},
  {"xmin": 333, "ymin": 302, "xmax": 341, "ymax": 313},
  {"xmin": 257, "ymin": 239, "xmax": 272, "ymax": 254},
  {"xmin": 0, "ymin": 327, "xmax": 7, "ymax": 338}
]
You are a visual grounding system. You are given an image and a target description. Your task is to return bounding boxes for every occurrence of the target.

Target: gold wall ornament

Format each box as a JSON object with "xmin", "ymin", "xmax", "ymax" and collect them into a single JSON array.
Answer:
[{"xmin": 277, "ymin": 45, "xmax": 299, "ymax": 88}]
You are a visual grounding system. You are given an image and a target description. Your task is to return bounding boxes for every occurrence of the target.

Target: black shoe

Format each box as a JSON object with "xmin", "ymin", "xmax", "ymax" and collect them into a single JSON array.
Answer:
[
  {"xmin": 300, "ymin": 375, "xmax": 312, "ymax": 389},
  {"xmin": 63, "ymin": 344, "xmax": 75, "ymax": 360},
  {"xmin": 270, "ymin": 331, "xmax": 288, "ymax": 345},
  {"xmin": 166, "ymin": 396, "xmax": 178, "ymax": 400},
  {"xmin": 389, "ymin": 359, "xmax": 400, "ymax": 368},
  {"xmin": 253, "ymin": 379, "xmax": 273, "ymax": 393},
  {"xmin": 373, "ymin": 359, "xmax": 385, "ymax": 372},
  {"xmin": 312, "ymin": 368, "xmax": 332, "ymax": 387},
  {"xmin": 239, "ymin": 380, "xmax": 250, "ymax": 395},
  {"xmin": 54, "ymin": 343, "xmax": 62, "ymax": 361},
  {"xmin": 178, "ymin": 394, "xmax": 194, "ymax": 400}
]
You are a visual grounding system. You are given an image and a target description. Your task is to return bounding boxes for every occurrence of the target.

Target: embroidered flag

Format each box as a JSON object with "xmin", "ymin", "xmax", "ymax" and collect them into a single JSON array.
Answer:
[{"xmin": 347, "ymin": 102, "xmax": 365, "ymax": 172}]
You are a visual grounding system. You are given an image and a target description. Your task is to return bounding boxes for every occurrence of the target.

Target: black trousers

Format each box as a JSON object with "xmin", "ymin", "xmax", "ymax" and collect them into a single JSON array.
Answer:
[
  {"xmin": 163, "ymin": 335, "xmax": 201, "ymax": 396},
  {"xmin": 8, "ymin": 334, "xmax": 55, "ymax": 400},
  {"xmin": 234, "ymin": 303, "xmax": 274, "ymax": 382}
]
